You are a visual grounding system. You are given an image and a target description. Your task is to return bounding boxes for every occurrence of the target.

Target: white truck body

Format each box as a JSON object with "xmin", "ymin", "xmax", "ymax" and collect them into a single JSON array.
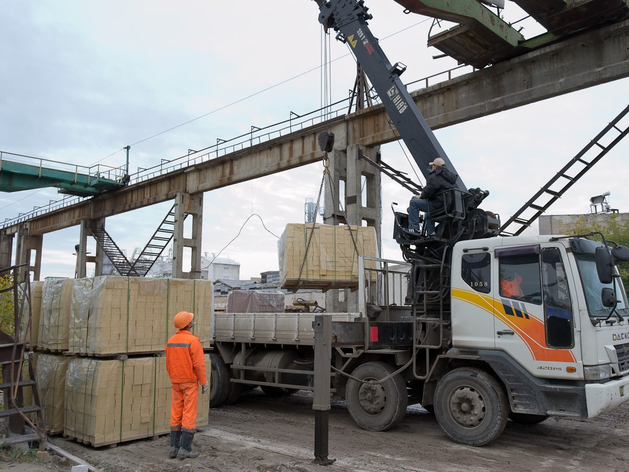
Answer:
[{"xmin": 210, "ymin": 234, "xmax": 629, "ymax": 445}]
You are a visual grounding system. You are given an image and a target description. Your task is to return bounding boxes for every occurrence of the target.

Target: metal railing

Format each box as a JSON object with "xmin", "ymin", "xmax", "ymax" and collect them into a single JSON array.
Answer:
[
  {"xmin": 1, "ymin": 63, "xmax": 475, "ymax": 230},
  {"xmin": 359, "ymin": 256, "xmax": 411, "ymax": 319},
  {"xmin": 129, "ymin": 96, "xmax": 351, "ymax": 186},
  {"xmin": 0, "ymin": 150, "xmax": 127, "ymax": 184}
]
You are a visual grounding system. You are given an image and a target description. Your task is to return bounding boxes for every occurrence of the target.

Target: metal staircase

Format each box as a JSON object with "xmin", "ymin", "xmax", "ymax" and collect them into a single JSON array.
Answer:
[
  {"xmin": 0, "ymin": 346, "xmax": 45, "ymax": 446},
  {"xmin": 500, "ymin": 104, "xmax": 629, "ymax": 236},
  {"xmin": 129, "ymin": 204, "xmax": 182, "ymax": 276},
  {"xmin": 411, "ymin": 247, "xmax": 453, "ymax": 380},
  {"xmin": 0, "ymin": 267, "xmax": 46, "ymax": 447},
  {"xmin": 358, "ymin": 149, "xmax": 423, "ymax": 194},
  {"xmin": 87, "ymin": 224, "xmax": 139, "ymax": 276}
]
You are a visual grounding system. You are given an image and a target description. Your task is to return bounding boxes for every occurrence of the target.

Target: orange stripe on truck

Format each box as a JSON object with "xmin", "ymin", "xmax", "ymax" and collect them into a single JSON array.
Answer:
[{"xmin": 452, "ymin": 288, "xmax": 576, "ymax": 363}]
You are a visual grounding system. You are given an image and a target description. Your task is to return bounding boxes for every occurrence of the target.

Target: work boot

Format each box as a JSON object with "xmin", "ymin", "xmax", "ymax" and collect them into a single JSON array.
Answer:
[
  {"xmin": 169, "ymin": 429, "xmax": 181, "ymax": 458},
  {"xmin": 179, "ymin": 430, "xmax": 199, "ymax": 459}
]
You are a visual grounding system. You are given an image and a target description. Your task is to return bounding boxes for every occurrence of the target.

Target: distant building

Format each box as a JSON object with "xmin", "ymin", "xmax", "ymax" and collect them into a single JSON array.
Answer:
[
  {"xmin": 539, "ymin": 213, "xmax": 629, "ymax": 235},
  {"xmin": 202, "ymin": 254, "xmax": 240, "ymax": 281}
]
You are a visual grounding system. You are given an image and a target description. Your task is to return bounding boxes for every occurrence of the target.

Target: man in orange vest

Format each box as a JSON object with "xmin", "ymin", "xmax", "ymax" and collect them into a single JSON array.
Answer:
[
  {"xmin": 501, "ymin": 269, "xmax": 524, "ymax": 298},
  {"xmin": 166, "ymin": 311, "xmax": 208, "ymax": 459}
]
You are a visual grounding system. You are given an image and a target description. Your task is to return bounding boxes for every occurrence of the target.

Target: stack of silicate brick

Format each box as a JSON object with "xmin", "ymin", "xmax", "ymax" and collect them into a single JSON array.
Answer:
[{"xmin": 30, "ymin": 276, "xmax": 212, "ymax": 446}]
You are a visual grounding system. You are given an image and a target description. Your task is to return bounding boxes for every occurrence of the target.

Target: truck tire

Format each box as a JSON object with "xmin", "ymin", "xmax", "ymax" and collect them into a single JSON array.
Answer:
[
  {"xmin": 209, "ymin": 353, "xmax": 229, "ymax": 408},
  {"xmin": 508, "ymin": 412, "xmax": 549, "ymax": 425},
  {"xmin": 223, "ymin": 381, "xmax": 243, "ymax": 405},
  {"xmin": 346, "ymin": 361, "xmax": 408, "ymax": 432},
  {"xmin": 434, "ymin": 367, "xmax": 508, "ymax": 446}
]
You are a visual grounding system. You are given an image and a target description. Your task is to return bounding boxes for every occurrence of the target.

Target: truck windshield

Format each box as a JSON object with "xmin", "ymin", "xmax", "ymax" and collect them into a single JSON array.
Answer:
[{"xmin": 574, "ymin": 253, "xmax": 629, "ymax": 317}]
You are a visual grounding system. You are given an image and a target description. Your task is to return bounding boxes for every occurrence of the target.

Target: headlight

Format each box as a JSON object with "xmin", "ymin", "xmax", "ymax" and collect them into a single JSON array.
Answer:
[{"xmin": 584, "ymin": 364, "xmax": 612, "ymax": 381}]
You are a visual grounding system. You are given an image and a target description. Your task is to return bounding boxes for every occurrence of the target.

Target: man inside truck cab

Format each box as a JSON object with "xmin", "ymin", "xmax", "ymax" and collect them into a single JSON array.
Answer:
[
  {"xmin": 500, "ymin": 266, "xmax": 524, "ymax": 298},
  {"xmin": 407, "ymin": 157, "xmax": 458, "ymax": 237}
]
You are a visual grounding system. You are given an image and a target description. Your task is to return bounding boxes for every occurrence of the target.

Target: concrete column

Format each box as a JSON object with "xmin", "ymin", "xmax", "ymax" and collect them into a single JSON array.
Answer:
[
  {"xmin": 323, "ymin": 145, "xmax": 382, "ymax": 313},
  {"xmin": 15, "ymin": 224, "xmax": 42, "ymax": 282},
  {"xmin": 0, "ymin": 231, "xmax": 14, "ymax": 270},
  {"xmin": 77, "ymin": 220, "xmax": 89, "ymax": 279},
  {"xmin": 93, "ymin": 218, "xmax": 105, "ymax": 277},
  {"xmin": 172, "ymin": 193, "xmax": 203, "ymax": 279},
  {"xmin": 77, "ymin": 219, "xmax": 102, "ymax": 278},
  {"xmin": 323, "ymin": 148, "xmax": 348, "ymax": 313},
  {"xmin": 323, "ymin": 148, "xmax": 347, "ymax": 226},
  {"xmin": 345, "ymin": 145, "xmax": 382, "ymax": 255}
]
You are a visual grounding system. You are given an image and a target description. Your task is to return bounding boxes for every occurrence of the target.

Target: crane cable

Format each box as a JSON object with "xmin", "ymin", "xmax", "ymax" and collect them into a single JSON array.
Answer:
[{"xmin": 296, "ymin": 149, "xmax": 362, "ymax": 289}]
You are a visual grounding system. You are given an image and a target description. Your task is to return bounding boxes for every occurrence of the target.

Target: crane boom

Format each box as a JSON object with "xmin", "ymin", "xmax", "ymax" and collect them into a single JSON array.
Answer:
[{"xmin": 314, "ymin": 0, "xmax": 466, "ymax": 191}]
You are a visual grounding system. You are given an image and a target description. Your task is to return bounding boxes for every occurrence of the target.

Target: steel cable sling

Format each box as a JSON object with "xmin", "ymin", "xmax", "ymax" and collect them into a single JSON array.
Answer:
[{"xmin": 296, "ymin": 133, "xmax": 362, "ymax": 289}]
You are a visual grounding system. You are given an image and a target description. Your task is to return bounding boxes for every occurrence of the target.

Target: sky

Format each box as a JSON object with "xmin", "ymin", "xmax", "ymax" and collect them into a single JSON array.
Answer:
[{"xmin": 1, "ymin": 0, "xmax": 628, "ymax": 280}]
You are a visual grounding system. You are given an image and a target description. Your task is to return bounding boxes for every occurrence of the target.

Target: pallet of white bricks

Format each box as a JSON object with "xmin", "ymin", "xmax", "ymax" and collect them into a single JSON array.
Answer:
[
  {"xmin": 30, "ymin": 276, "xmax": 212, "ymax": 446},
  {"xmin": 278, "ymin": 223, "xmax": 379, "ymax": 291},
  {"xmin": 35, "ymin": 352, "xmax": 70, "ymax": 435},
  {"xmin": 64, "ymin": 355, "xmax": 210, "ymax": 447}
]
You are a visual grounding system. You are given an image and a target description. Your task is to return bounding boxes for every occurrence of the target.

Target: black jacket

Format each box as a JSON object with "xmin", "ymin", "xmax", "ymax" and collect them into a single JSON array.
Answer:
[{"xmin": 420, "ymin": 167, "xmax": 458, "ymax": 211}]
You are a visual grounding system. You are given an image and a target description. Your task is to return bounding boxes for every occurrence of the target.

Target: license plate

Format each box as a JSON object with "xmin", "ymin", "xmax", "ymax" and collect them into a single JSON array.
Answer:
[{"xmin": 621, "ymin": 385, "xmax": 625, "ymax": 397}]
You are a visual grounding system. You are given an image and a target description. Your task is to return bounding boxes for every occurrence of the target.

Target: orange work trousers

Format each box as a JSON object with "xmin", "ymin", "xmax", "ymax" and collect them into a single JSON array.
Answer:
[{"xmin": 170, "ymin": 382, "xmax": 199, "ymax": 432}]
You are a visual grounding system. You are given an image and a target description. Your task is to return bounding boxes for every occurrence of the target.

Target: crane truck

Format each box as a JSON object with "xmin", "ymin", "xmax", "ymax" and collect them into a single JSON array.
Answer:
[{"xmin": 208, "ymin": 0, "xmax": 629, "ymax": 446}]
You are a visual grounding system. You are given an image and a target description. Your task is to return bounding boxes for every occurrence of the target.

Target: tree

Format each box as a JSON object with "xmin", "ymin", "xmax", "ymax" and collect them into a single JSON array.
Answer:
[
  {"xmin": 570, "ymin": 214, "xmax": 629, "ymax": 296},
  {"xmin": 0, "ymin": 273, "xmax": 15, "ymax": 335}
]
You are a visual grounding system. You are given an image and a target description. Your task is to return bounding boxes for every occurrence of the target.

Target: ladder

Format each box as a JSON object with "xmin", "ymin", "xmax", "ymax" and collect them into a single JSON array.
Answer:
[
  {"xmin": 500, "ymin": 104, "xmax": 629, "ymax": 236},
  {"xmin": 130, "ymin": 204, "xmax": 185, "ymax": 276},
  {"xmin": 87, "ymin": 225, "xmax": 140, "ymax": 276},
  {"xmin": 410, "ymin": 246, "xmax": 452, "ymax": 380},
  {"xmin": 0, "ymin": 267, "xmax": 46, "ymax": 447},
  {"xmin": 0, "ymin": 344, "xmax": 45, "ymax": 446},
  {"xmin": 358, "ymin": 149, "xmax": 423, "ymax": 194}
]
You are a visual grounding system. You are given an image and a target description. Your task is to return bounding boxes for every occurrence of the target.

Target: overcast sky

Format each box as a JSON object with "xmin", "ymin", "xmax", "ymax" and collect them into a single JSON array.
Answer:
[{"xmin": 1, "ymin": 1, "xmax": 628, "ymax": 280}]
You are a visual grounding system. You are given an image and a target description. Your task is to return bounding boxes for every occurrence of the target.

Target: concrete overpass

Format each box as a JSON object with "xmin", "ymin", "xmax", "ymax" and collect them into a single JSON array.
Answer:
[{"xmin": 2, "ymin": 19, "xmax": 629, "ymax": 282}]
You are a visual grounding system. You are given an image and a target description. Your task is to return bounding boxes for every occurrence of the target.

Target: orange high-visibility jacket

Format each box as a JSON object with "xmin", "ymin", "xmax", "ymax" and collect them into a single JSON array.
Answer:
[{"xmin": 165, "ymin": 329, "xmax": 207, "ymax": 385}]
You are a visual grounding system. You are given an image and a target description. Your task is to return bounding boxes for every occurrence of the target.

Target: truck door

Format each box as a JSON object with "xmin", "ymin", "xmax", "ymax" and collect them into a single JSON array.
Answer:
[{"xmin": 493, "ymin": 245, "xmax": 579, "ymax": 378}]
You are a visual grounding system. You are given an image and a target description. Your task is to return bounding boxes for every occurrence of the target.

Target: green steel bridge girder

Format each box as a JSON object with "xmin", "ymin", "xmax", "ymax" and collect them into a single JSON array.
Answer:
[
  {"xmin": 0, "ymin": 161, "xmax": 124, "ymax": 196},
  {"xmin": 394, "ymin": 0, "xmax": 525, "ymax": 47}
]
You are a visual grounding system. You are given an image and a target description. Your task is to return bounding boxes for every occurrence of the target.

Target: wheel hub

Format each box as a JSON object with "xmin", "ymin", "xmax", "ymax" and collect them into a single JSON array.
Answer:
[
  {"xmin": 449, "ymin": 386, "xmax": 485, "ymax": 427},
  {"xmin": 358, "ymin": 381, "xmax": 386, "ymax": 414}
]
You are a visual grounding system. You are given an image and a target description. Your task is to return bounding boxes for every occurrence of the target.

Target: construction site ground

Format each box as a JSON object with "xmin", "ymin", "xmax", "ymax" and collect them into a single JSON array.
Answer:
[{"xmin": 3, "ymin": 387, "xmax": 629, "ymax": 472}]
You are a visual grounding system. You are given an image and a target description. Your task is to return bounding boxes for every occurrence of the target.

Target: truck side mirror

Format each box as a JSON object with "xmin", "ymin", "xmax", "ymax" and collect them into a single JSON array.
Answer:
[
  {"xmin": 612, "ymin": 245, "xmax": 629, "ymax": 263},
  {"xmin": 596, "ymin": 246, "xmax": 613, "ymax": 284},
  {"xmin": 601, "ymin": 288, "xmax": 617, "ymax": 308}
]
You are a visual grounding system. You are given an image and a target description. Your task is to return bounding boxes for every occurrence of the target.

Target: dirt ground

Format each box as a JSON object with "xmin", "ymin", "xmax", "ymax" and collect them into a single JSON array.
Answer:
[{"xmin": 3, "ymin": 387, "xmax": 629, "ymax": 472}]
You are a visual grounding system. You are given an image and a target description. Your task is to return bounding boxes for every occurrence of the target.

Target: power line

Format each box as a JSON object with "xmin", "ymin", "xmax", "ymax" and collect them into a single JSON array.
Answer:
[{"xmin": 91, "ymin": 20, "xmax": 428, "ymax": 167}]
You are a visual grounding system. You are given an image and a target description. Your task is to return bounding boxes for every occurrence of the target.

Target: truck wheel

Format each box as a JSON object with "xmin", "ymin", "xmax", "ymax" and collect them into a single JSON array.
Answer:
[
  {"xmin": 346, "ymin": 361, "xmax": 408, "ymax": 432},
  {"xmin": 509, "ymin": 412, "xmax": 548, "ymax": 425},
  {"xmin": 209, "ymin": 353, "xmax": 229, "ymax": 408},
  {"xmin": 434, "ymin": 367, "xmax": 508, "ymax": 446},
  {"xmin": 223, "ymin": 381, "xmax": 243, "ymax": 405}
]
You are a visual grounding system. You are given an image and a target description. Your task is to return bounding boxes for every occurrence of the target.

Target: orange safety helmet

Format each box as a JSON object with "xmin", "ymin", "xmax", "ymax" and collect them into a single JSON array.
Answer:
[{"xmin": 173, "ymin": 311, "xmax": 194, "ymax": 329}]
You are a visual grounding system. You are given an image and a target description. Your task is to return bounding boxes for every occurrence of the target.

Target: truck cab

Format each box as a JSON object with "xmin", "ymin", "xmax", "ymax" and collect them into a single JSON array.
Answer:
[{"xmin": 443, "ymin": 235, "xmax": 629, "ymax": 439}]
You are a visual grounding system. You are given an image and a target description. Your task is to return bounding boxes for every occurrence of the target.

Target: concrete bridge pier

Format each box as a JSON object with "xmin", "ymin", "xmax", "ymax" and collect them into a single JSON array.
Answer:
[
  {"xmin": 15, "ymin": 224, "xmax": 42, "ymax": 282},
  {"xmin": 172, "ymin": 192, "xmax": 203, "ymax": 280},
  {"xmin": 0, "ymin": 232, "xmax": 13, "ymax": 270},
  {"xmin": 76, "ymin": 219, "xmax": 104, "ymax": 278},
  {"xmin": 324, "ymin": 144, "xmax": 381, "ymax": 313}
]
